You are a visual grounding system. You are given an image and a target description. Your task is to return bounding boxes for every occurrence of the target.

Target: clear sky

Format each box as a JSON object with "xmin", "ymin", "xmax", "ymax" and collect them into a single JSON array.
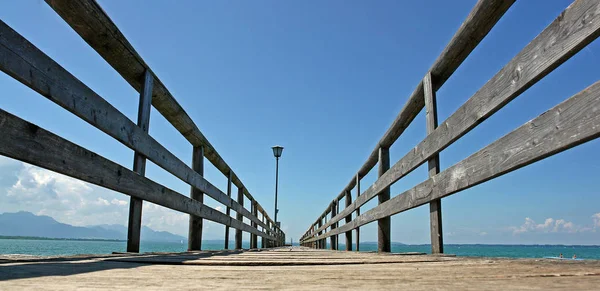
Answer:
[{"xmin": 1, "ymin": 0, "xmax": 599, "ymax": 245}]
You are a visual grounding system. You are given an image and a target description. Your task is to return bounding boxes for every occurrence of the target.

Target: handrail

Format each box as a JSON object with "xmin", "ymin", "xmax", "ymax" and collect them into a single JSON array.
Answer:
[{"xmin": 301, "ymin": 0, "xmax": 600, "ymax": 251}]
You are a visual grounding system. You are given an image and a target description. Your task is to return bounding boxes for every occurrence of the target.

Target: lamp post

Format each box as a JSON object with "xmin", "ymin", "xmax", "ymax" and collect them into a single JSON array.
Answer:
[{"xmin": 272, "ymin": 145, "xmax": 284, "ymax": 225}]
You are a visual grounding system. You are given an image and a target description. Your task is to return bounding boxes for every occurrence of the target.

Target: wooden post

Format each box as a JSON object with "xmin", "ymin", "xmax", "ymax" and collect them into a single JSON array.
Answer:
[
  {"xmin": 127, "ymin": 70, "xmax": 153, "ymax": 253},
  {"xmin": 345, "ymin": 189, "xmax": 352, "ymax": 251},
  {"xmin": 188, "ymin": 145, "xmax": 204, "ymax": 251},
  {"xmin": 424, "ymin": 72, "xmax": 443, "ymax": 254},
  {"xmin": 235, "ymin": 186, "xmax": 244, "ymax": 249},
  {"xmin": 378, "ymin": 146, "xmax": 391, "ymax": 253},
  {"xmin": 355, "ymin": 174, "xmax": 360, "ymax": 252},
  {"xmin": 250, "ymin": 200, "xmax": 258, "ymax": 249},
  {"xmin": 224, "ymin": 171, "xmax": 232, "ymax": 249},
  {"xmin": 330, "ymin": 202, "xmax": 337, "ymax": 250},
  {"xmin": 317, "ymin": 219, "xmax": 323, "ymax": 249},
  {"xmin": 261, "ymin": 215, "xmax": 266, "ymax": 248}
]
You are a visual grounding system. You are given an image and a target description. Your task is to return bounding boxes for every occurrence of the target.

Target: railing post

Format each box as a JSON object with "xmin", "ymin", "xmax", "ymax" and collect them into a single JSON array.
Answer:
[
  {"xmin": 378, "ymin": 146, "xmax": 391, "ymax": 253},
  {"xmin": 235, "ymin": 186, "xmax": 244, "ymax": 249},
  {"xmin": 224, "ymin": 171, "xmax": 232, "ymax": 250},
  {"xmin": 424, "ymin": 72, "xmax": 443, "ymax": 254},
  {"xmin": 261, "ymin": 215, "xmax": 266, "ymax": 248},
  {"xmin": 355, "ymin": 174, "xmax": 360, "ymax": 252},
  {"xmin": 330, "ymin": 202, "xmax": 337, "ymax": 250},
  {"xmin": 127, "ymin": 70, "xmax": 154, "ymax": 253},
  {"xmin": 317, "ymin": 219, "xmax": 323, "ymax": 249},
  {"xmin": 188, "ymin": 145, "xmax": 204, "ymax": 251},
  {"xmin": 345, "ymin": 189, "xmax": 352, "ymax": 251},
  {"xmin": 250, "ymin": 199, "xmax": 258, "ymax": 249}
]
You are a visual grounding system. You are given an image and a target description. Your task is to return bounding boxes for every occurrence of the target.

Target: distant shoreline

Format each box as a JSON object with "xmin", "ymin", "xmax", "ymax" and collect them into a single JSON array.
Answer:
[{"xmin": 0, "ymin": 235, "xmax": 125, "ymax": 242}]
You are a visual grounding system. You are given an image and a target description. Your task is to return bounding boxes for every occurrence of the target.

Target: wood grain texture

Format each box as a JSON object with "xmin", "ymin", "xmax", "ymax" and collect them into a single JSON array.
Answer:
[
  {"xmin": 355, "ymin": 175, "xmax": 360, "ymax": 252},
  {"xmin": 303, "ymin": 0, "xmax": 600, "ymax": 240},
  {"xmin": 424, "ymin": 72, "xmax": 443, "ymax": 254},
  {"xmin": 345, "ymin": 190, "xmax": 352, "ymax": 251},
  {"xmin": 188, "ymin": 146, "xmax": 204, "ymax": 251},
  {"xmin": 304, "ymin": 0, "xmax": 514, "ymax": 237},
  {"xmin": 0, "ymin": 20, "xmax": 273, "ymax": 235},
  {"xmin": 127, "ymin": 69, "xmax": 154, "ymax": 253},
  {"xmin": 377, "ymin": 147, "xmax": 391, "ymax": 253},
  {"xmin": 43, "ymin": 0, "xmax": 278, "ymax": 233},
  {"xmin": 224, "ymin": 171, "xmax": 232, "ymax": 249},
  {"xmin": 0, "ymin": 109, "xmax": 276, "ymax": 241},
  {"xmin": 305, "ymin": 80, "xmax": 600, "ymax": 242},
  {"xmin": 235, "ymin": 187, "xmax": 244, "ymax": 249},
  {"xmin": 330, "ymin": 202, "xmax": 337, "ymax": 250}
]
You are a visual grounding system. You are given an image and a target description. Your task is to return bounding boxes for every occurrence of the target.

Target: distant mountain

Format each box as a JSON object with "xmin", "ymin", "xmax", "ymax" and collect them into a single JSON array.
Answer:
[{"xmin": 0, "ymin": 211, "xmax": 185, "ymax": 242}]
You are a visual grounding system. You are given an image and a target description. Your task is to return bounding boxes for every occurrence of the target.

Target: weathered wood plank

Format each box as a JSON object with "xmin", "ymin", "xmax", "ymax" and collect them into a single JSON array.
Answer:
[
  {"xmin": 330, "ymin": 202, "xmax": 337, "ymax": 250},
  {"xmin": 345, "ymin": 190, "xmax": 352, "ymax": 251},
  {"xmin": 355, "ymin": 175, "xmax": 360, "ymax": 252},
  {"xmin": 377, "ymin": 147, "xmax": 391, "ymax": 252},
  {"xmin": 305, "ymin": 0, "xmax": 515, "ymax": 235},
  {"xmin": 0, "ymin": 109, "xmax": 276, "ymax": 241},
  {"xmin": 306, "ymin": 80, "xmax": 600, "ymax": 242},
  {"xmin": 424, "ymin": 72, "xmax": 443, "ymax": 254},
  {"xmin": 235, "ymin": 187, "xmax": 244, "ymax": 249},
  {"xmin": 305, "ymin": 0, "xmax": 600, "ymax": 238},
  {"xmin": 127, "ymin": 69, "xmax": 154, "ymax": 253},
  {"xmin": 224, "ymin": 171, "xmax": 232, "ymax": 249},
  {"xmin": 43, "ymin": 0, "xmax": 278, "ymax": 233},
  {"xmin": 250, "ymin": 200, "xmax": 258, "ymax": 249},
  {"xmin": 188, "ymin": 146, "xmax": 204, "ymax": 251},
  {"xmin": 0, "ymin": 20, "xmax": 273, "ymax": 234}
]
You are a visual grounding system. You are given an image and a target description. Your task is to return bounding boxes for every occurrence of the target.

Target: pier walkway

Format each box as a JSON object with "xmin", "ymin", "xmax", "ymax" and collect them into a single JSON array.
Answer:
[{"xmin": 2, "ymin": 247, "xmax": 600, "ymax": 290}]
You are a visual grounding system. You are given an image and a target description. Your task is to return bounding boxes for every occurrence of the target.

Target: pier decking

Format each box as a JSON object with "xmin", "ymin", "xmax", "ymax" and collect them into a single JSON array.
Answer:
[{"xmin": 1, "ymin": 247, "xmax": 600, "ymax": 290}]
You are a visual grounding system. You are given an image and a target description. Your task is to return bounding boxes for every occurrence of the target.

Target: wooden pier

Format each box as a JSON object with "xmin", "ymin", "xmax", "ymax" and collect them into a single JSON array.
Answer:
[
  {"xmin": 1, "ymin": 0, "xmax": 600, "ymax": 289},
  {"xmin": 2, "ymin": 247, "xmax": 600, "ymax": 290}
]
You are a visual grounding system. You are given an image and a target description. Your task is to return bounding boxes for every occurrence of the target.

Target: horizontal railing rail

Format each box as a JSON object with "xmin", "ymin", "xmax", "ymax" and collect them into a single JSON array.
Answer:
[
  {"xmin": 0, "ymin": 0, "xmax": 284, "ymax": 252},
  {"xmin": 301, "ymin": 0, "xmax": 600, "ymax": 252}
]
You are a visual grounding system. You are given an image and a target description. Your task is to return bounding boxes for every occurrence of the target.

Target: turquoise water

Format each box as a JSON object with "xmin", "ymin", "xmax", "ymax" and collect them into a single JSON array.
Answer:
[{"xmin": 1, "ymin": 239, "xmax": 599, "ymax": 259}]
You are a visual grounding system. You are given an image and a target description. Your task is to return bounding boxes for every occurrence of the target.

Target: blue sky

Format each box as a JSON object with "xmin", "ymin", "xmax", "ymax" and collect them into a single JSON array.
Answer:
[{"xmin": 0, "ymin": 0, "xmax": 599, "ymax": 245}]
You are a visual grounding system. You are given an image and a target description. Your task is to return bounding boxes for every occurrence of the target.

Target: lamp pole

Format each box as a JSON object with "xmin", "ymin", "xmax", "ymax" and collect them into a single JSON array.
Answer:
[{"xmin": 272, "ymin": 146, "xmax": 284, "ymax": 225}]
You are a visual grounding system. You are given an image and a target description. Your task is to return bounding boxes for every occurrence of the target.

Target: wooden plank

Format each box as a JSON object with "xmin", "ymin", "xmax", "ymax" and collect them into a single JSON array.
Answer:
[
  {"xmin": 306, "ymin": 0, "xmax": 600, "ymax": 237},
  {"xmin": 304, "ymin": 0, "xmax": 515, "ymax": 236},
  {"xmin": 306, "ymin": 80, "xmax": 600, "ymax": 242},
  {"xmin": 378, "ymin": 147, "xmax": 391, "ymax": 252},
  {"xmin": 0, "ymin": 109, "xmax": 277, "ymax": 241},
  {"xmin": 0, "ymin": 20, "xmax": 273, "ymax": 235},
  {"xmin": 235, "ymin": 187, "xmax": 244, "ymax": 249},
  {"xmin": 250, "ymin": 200, "xmax": 257, "ymax": 249},
  {"xmin": 43, "ymin": 0, "xmax": 278, "ymax": 234},
  {"xmin": 355, "ymin": 175, "xmax": 360, "ymax": 252},
  {"xmin": 345, "ymin": 190, "xmax": 352, "ymax": 251},
  {"xmin": 330, "ymin": 202, "xmax": 337, "ymax": 250},
  {"xmin": 188, "ymin": 146, "xmax": 204, "ymax": 251},
  {"xmin": 224, "ymin": 172, "xmax": 232, "ymax": 249},
  {"xmin": 127, "ymin": 69, "xmax": 154, "ymax": 253},
  {"xmin": 424, "ymin": 72, "xmax": 443, "ymax": 254}
]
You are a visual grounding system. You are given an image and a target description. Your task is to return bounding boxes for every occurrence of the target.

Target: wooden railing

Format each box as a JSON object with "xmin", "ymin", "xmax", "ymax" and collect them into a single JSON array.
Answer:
[
  {"xmin": 300, "ymin": 0, "xmax": 600, "ymax": 252},
  {"xmin": 0, "ymin": 0, "xmax": 284, "ymax": 252}
]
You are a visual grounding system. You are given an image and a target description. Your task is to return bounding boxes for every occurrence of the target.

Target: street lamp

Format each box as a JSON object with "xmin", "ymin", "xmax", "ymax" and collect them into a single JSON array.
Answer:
[{"xmin": 272, "ymin": 145, "xmax": 284, "ymax": 225}]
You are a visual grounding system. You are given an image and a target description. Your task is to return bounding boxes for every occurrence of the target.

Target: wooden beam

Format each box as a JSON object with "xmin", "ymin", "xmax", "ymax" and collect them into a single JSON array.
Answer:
[
  {"xmin": 355, "ymin": 175, "xmax": 360, "ymax": 252},
  {"xmin": 127, "ymin": 69, "xmax": 154, "ymax": 253},
  {"xmin": 188, "ymin": 146, "xmax": 204, "ymax": 251},
  {"xmin": 304, "ymin": 0, "xmax": 515, "ymax": 237},
  {"xmin": 0, "ymin": 20, "xmax": 273, "ymax": 235},
  {"xmin": 224, "ymin": 171, "xmax": 232, "ymax": 250},
  {"xmin": 44, "ymin": 0, "xmax": 278, "ymax": 234},
  {"xmin": 330, "ymin": 202, "xmax": 337, "ymax": 250},
  {"xmin": 378, "ymin": 147, "xmax": 391, "ymax": 253},
  {"xmin": 424, "ymin": 72, "xmax": 443, "ymax": 254},
  {"xmin": 306, "ymin": 0, "xmax": 600, "ymax": 237},
  {"xmin": 306, "ymin": 80, "xmax": 600, "ymax": 242},
  {"xmin": 345, "ymin": 189, "xmax": 352, "ymax": 251},
  {"xmin": 250, "ymin": 200, "xmax": 258, "ymax": 249},
  {"xmin": 0, "ymin": 109, "xmax": 277, "ymax": 241},
  {"xmin": 235, "ymin": 187, "xmax": 244, "ymax": 249}
]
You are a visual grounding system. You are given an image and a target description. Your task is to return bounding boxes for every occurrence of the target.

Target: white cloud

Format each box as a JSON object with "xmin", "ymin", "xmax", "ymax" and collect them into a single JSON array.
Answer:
[
  {"xmin": 511, "ymin": 217, "xmax": 584, "ymax": 235},
  {"xmin": 111, "ymin": 198, "xmax": 128, "ymax": 206},
  {"xmin": 593, "ymin": 213, "xmax": 600, "ymax": 229},
  {"xmin": 215, "ymin": 206, "xmax": 223, "ymax": 212}
]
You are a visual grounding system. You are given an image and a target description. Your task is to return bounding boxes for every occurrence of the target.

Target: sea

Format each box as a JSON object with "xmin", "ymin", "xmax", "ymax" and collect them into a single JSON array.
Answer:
[{"xmin": 1, "ymin": 238, "xmax": 599, "ymax": 259}]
